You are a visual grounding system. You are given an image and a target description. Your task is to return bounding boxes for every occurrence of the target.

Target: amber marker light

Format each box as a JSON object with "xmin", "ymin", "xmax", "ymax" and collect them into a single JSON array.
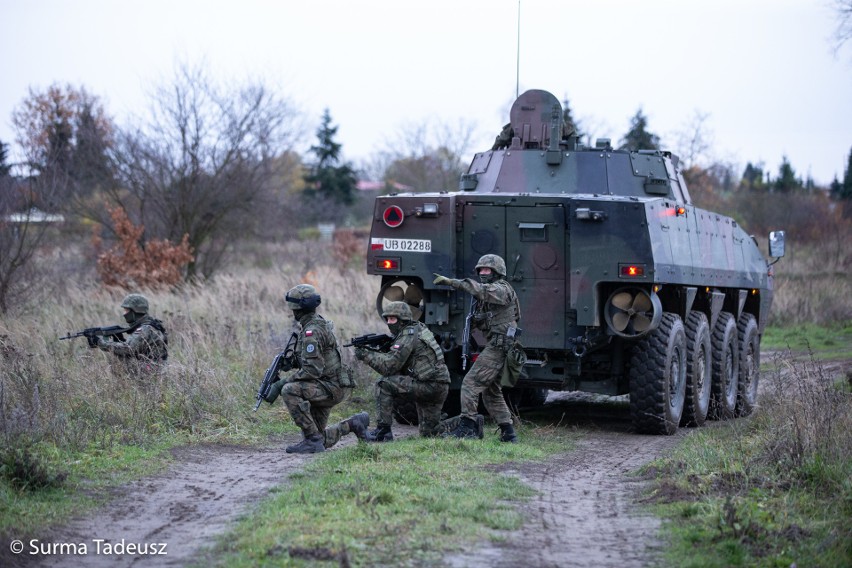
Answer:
[
  {"xmin": 619, "ymin": 264, "xmax": 645, "ymax": 277},
  {"xmin": 676, "ymin": 206, "xmax": 686, "ymax": 216},
  {"xmin": 377, "ymin": 258, "xmax": 400, "ymax": 271}
]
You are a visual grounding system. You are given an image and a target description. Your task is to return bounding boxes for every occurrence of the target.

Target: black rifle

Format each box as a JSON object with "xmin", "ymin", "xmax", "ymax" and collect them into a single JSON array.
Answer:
[
  {"xmin": 254, "ymin": 332, "xmax": 299, "ymax": 411},
  {"xmin": 461, "ymin": 296, "xmax": 477, "ymax": 370},
  {"xmin": 59, "ymin": 325, "xmax": 129, "ymax": 347},
  {"xmin": 343, "ymin": 333, "xmax": 394, "ymax": 352}
]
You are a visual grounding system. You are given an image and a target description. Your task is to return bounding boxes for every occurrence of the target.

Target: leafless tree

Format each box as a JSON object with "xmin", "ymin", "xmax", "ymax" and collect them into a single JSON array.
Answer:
[
  {"xmin": 104, "ymin": 63, "xmax": 304, "ymax": 279},
  {"xmin": 373, "ymin": 118, "xmax": 477, "ymax": 193},
  {"xmin": 832, "ymin": 0, "xmax": 852, "ymax": 55}
]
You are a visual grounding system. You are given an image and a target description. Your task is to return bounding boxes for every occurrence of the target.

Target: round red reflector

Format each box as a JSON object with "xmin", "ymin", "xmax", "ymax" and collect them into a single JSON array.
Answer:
[{"xmin": 383, "ymin": 205, "xmax": 404, "ymax": 228}]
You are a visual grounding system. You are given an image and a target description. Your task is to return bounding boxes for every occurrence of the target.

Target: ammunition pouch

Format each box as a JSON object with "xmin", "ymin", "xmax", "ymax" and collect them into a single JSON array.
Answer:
[{"xmin": 500, "ymin": 341, "xmax": 527, "ymax": 387}]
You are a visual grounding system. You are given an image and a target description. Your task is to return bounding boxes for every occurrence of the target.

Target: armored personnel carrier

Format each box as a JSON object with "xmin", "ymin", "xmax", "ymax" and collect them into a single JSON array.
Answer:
[{"xmin": 366, "ymin": 89, "xmax": 785, "ymax": 434}]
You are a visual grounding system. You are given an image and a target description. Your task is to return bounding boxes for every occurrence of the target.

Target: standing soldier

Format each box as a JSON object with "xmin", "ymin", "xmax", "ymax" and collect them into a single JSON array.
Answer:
[
  {"xmin": 95, "ymin": 293, "xmax": 168, "ymax": 370},
  {"xmin": 263, "ymin": 284, "xmax": 369, "ymax": 454},
  {"xmin": 353, "ymin": 301, "xmax": 461, "ymax": 441},
  {"xmin": 433, "ymin": 254, "xmax": 521, "ymax": 442}
]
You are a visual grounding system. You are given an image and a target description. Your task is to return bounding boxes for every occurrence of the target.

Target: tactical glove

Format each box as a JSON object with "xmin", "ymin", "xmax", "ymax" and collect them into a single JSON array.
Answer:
[
  {"xmin": 432, "ymin": 273, "xmax": 458, "ymax": 287},
  {"xmin": 354, "ymin": 347, "xmax": 367, "ymax": 361},
  {"xmin": 86, "ymin": 333, "xmax": 99, "ymax": 348}
]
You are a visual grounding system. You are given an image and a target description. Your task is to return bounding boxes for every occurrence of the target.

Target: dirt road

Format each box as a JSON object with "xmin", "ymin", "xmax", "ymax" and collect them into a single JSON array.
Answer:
[{"xmin": 13, "ymin": 395, "xmax": 682, "ymax": 568}]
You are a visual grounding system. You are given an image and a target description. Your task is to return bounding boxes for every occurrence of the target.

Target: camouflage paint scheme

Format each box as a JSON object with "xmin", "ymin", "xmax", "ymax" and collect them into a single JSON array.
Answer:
[{"xmin": 367, "ymin": 89, "xmax": 781, "ymax": 434}]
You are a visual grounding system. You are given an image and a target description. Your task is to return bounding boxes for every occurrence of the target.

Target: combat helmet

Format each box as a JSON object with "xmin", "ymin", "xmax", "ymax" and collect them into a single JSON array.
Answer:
[
  {"xmin": 382, "ymin": 301, "xmax": 413, "ymax": 321},
  {"xmin": 121, "ymin": 293, "xmax": 149, "ymax": 314},
  {"xmin": 475, "ymin": 254, "xmax": 507, "ymax": 277},
  {"xmin": 285, "ymin": 284, "xmax": 321, "ymax": 311}
]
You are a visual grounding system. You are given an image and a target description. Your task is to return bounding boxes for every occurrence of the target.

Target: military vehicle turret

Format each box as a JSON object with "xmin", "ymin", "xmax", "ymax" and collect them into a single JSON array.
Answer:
[{"xmin": 366, "ymin": 89, "xmax": 785, "ymax": 434}]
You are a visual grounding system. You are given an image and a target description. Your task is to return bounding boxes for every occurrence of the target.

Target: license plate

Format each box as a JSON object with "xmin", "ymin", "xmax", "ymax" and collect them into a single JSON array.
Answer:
[{"xmin": 371, "ymin": 238, "xmax": 432, "ymax": 252}]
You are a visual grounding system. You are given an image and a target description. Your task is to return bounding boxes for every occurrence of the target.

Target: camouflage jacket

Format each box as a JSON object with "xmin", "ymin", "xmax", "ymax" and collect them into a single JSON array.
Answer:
[
  {"xmin": 97, "ymin": 315, "xmax": 168, "ymax": 362},
  {"xmin": 290, "ymin": 312, "xmax": 344, "ymax": 384},
  {"xmin": 360, "ymin": 321, "xmax": 449, "ymax": 383},
  {"xmin": 456, "ymin": 278, "xmax": 521, "ymax": 338}
]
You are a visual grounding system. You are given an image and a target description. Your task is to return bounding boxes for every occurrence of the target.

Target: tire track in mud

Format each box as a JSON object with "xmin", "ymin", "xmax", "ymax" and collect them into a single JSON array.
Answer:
[
  {"xmin": 446, "ymin": 394, "xmax": 685, "ymax": 568},
  {"xmin": 18, "ymin": 437, "xmax": 360, "ymax": 568}
]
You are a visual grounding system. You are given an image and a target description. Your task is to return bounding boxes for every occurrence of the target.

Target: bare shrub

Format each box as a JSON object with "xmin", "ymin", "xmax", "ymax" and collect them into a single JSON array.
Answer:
[{"xmin": 758, "ymin": 351, "xmax": 852, "ymax": 491}]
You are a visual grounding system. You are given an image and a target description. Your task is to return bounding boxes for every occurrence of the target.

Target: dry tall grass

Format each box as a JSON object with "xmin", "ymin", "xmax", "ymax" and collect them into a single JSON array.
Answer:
[{"xmin": 0, "ymin": 244, "xmax": 383, "ymax": 465}]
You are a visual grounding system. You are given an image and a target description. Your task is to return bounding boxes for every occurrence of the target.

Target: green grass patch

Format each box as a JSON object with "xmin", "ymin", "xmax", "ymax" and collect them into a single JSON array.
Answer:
[
  {"xmin": 645, "ymin": 352, "xmax": 852, "ymax": 568},
  {"xmin": 762, "ymin": 322, "xmax": 852, "ymax": 360},
  {"xmin": 204, "ymin": 426, "xmax": 575, "ymax": 567}
]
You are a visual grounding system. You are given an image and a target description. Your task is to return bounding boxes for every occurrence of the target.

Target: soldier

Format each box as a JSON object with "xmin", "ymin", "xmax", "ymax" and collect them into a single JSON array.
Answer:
[
  {"xmin": 433, "ymin": 254, "xmax": 521, "ymax": 442},
  {"xmin": 354, "ymin": 301, "xmax": 456, "ymax": 441},
  {"xmin": 263, "ymin": 284, "xmax": 369, "ymax": 454},
  {"xmin": 94, "ymin": 293, "xmax": 168, "ymax": 369}
]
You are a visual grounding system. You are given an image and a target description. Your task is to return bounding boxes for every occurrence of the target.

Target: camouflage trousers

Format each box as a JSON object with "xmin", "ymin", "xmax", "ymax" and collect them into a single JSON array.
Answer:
[
  {"xmin": 376, "ymin": 375, "xmax": 449, "ymax": 437},
  {"xmin": 281, "ymin": 379, "xmax": 351, "ymax": 448},
  {"xmin": 460, "ymin": 344, "xmax": 512, "ymax": 425}
]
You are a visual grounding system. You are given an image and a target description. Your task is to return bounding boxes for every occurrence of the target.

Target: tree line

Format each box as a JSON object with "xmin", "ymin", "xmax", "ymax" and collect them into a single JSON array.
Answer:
[{"xmin": 1, "ymin": 63, "xmax": 851, "ymax": 315}]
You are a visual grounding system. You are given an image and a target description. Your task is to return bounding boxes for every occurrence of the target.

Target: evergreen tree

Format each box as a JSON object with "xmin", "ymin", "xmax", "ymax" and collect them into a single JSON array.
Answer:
[
  {"xmin": 619, "ymin": 108, "xmax": 660, "ymax": 151},
  {"xmin": 304, "ymin": 109, "xmax": 357, "ymax": 205},
  {"xmin": 741, "ymin": 162, "xmax": 766, "ymax": 191},
  {"xmin": 0, "ymin": 140, "xmax": 10, "ymax": 177},
  {"xmin": 773, "ymin": 156, "xmax": 802, "ymax": 192},
  {"xmin": 561, "ymin": 96, "xmax": 583, "ymax": 140},
  {"xmin": 840, "ymin": 146, "xmax": 852, "ymax": 200}
]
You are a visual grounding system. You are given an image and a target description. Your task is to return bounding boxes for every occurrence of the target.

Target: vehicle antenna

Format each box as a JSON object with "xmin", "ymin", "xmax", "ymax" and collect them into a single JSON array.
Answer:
[{"xmin": 516, "ymin": 0, "xmax": 521, "ymax": 98}]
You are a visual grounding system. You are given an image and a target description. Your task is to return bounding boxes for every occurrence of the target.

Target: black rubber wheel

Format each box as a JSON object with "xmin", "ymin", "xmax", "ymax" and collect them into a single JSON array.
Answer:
[
  {"xmin": 628, "ymin": 312, "xmax": 687, "ymax": 435},
  {"xmin": 735, "ymin": 314, "xmax": 760, "ymax": 417},
  {"xmin": 708, "ymin": 311, "xmax": 739, "ymax": 420},
  {"xmin": 681, "ymin": 311, "xmax": 712, "ymax": 427},
  {"xmin": 504, "ymin": 387, "xmax": 549, "ymax": 413},
  {"xmin": 392, "ymin": 396, "xmax": 419, "ymax": 425}
]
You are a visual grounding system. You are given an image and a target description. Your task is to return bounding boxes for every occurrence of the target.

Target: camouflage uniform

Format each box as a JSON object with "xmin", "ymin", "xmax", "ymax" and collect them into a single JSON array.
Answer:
[
  {"xmin": 434, "ymin": 254, "xmax": 521, "ymax": 442},
  {"xmin": 280, "ymin": 311, "xmax": 357, "ymax": 447},
  {"xmin": 356, "ymin": 317, "xmax": 450, "ymax": 438},
  {"xmin": 96, "ymin": 294, "xmax": 168, "ymax": 373},
  {"xmin": 266, "ymin": 284, "xmax": 366, "ymax": 454}
]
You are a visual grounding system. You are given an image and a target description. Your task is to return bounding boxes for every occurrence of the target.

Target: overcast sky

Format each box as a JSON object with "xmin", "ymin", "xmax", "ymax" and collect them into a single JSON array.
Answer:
[{"xmin": 1, "ymin": 0, "xmax": 850, "ymax": 185}]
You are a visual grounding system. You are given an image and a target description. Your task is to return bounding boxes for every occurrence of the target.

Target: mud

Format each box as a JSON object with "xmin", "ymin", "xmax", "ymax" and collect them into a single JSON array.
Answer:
[
  {"xmin": 444, "ymin": 392, "xmax": 684, "ymax": 568},
  {"xmin": 14, "ymin": 436, "xmax": 368, "ymax": 568},
  {"xmin": 9, "ymin": 394, "xmax": 697, "ymax": 568}
]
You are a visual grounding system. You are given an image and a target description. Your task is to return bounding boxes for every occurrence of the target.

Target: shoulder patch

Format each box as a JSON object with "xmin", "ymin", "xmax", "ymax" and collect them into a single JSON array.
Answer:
[
  {"xmin": 392, "ymin": 344, "xmax": 401, "ymax": 350},
  {"xmin": 407, "ymin": 328, "xmax": 415, "ymax": 335},
  {"xmin": 306, "ymin": 344, "xmax": 316, "ymax": 353},
  {"xmin": 305, "ymin": 330, "xmax": 313, "ymax": 336}
]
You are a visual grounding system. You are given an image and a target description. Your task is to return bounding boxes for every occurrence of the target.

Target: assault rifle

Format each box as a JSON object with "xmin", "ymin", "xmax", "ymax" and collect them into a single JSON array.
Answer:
[
  {"xmin": 59, "ymin": 325, "xmax": 129, "ymax": 347},
  {"xmin": 254, "ymin": 331, "xmax": 299, "ymax": 411},
  {"xmin": 461, "ymin": 297, "xmax": 477, "ymax": 370},
  {"xmin": 343, "ymin": 333, "xmax": 394, "ymax": 352}
]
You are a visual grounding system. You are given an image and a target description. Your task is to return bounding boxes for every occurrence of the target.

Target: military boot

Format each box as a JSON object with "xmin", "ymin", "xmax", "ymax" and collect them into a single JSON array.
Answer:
[
  {"xmin": 474, "ymin": 414, "xmax": 485, "ymax": 439},
  {"xmin": 345, "ymin": 412, "xmax": 370, "ymax": 441},
  {"xmin": 285, "ymin": 433, "xmax": 325, "ymax": 454},
  {"xmin": 366, "ymin": 423, "xmax": 394, "ymax": 442},
  {"xmin": 498, "ymin": 423, "xmax": 517, "ymax": 443},
  {"xmin": 449, "ymin": 416, "xmax": 480, "ymax": 439}
]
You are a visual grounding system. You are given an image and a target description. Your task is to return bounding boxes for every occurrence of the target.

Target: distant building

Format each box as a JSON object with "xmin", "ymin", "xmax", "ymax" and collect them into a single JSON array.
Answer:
[
  {"xmin": 356, "ymin": 180, "xmax": 413, "ymax": 194},
  {"xmin": 5, "ymin": 207, "xmax": 65, "ymax": 223}
]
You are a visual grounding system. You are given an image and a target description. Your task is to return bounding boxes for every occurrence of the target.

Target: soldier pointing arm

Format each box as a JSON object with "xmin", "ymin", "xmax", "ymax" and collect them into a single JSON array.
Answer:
[{"xmin": 433, "ymin": 254, "xmax": 520, "ymax": 442}]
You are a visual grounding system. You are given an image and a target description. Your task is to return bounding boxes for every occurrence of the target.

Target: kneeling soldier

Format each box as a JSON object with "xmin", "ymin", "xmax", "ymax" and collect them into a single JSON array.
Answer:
[
  {"xmin": 264, "ymin": 284, "xmax": 369, "ymax": 454},
  {"xmin": 355, "ymin": 301, "xmax": 453, "ymax": 441}
]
